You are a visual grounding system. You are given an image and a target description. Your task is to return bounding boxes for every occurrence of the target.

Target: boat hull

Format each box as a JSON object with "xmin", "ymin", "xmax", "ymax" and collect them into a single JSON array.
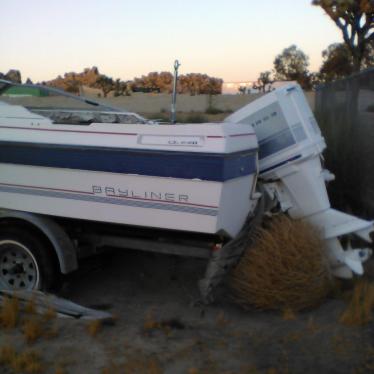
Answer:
[
  {"xmin": 0, "ymin": 103, "xmax": 259, "ymax": 237},
  {"xmin": 0, "ymin": 163, "xmax": 257, "ymax": 237}
]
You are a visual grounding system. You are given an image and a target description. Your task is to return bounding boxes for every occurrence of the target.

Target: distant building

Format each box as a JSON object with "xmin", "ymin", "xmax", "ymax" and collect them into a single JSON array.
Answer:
[
  {"xmin": 222, "ymin": 80, "xmax": 297, "ymax": 95},
  {"xmin": 222, "ymin": 81, "xmax": 253, "ymax": 95}
]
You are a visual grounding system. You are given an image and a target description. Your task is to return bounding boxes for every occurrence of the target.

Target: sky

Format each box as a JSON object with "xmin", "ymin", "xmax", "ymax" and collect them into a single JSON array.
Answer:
[{"xmin": 0, "ymin": 0, "xmax": 343, "ymax": 83}]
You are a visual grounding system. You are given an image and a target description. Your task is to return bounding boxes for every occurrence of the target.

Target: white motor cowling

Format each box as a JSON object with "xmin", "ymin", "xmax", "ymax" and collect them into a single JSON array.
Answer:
[{"xmin": 226, "ymin": 83, "xmax": 373, "ymax": 278}]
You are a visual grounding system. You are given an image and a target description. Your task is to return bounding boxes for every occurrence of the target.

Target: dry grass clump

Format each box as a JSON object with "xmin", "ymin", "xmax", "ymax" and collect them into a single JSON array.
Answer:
[
  {"xmin": 143, "ymin": 309, "xmax": 185, "ymax": 336},
  {"xmin": 215, "ymin": 311, "xmax": 230, "ymax": 327},
  {"xmin": 0, "ymin": 345, "xmax": 17, "ymax": 366},
  {"xmin": 24, "ymin": 299, "xmax": 37, "ymax": 315},
  {"xmin": 0, "ymin": 296, "xmax": 58, "ymax": 343},
  {"xmin": 54, "ymin": 366, "xmax": 67, "ymax": 374},
  {"xmin": 188, "ymin": 369, "xmax": 199, "ymax": 374},
  {"xmin": 102, "ymin": 352, "xmax": 162, "ymax": 374},
  {"xmin": 43, "ymin": 306, "xmax": 57, "ymax": 321},
  {"xmin": 0, "ymin": 345, "xmax": 43, "ymax": 373},
  {"xmin": 0, "ymin": 297, "xmax": 20, "ymax": 328},
  {"xmin": 122, "ymin": 357, "xmax": 162, "ymax": 374},
  {"xmin": 87, "ymin": 319, "xmax": 102, "ymax": 337},
  {"xmin": 340, "ymin": 280, "xmax": 374, "ymax": 326},
  {"xmin": 282, "ymin": 308, "xmax": 297, "ymax": 321},
  {"xmin": 22, "ymin": 317, "xmax": 43, "ymax": 344},
  {"xmin": 230, "ymin": 215, "xmax": 332, "ymax": 311}
]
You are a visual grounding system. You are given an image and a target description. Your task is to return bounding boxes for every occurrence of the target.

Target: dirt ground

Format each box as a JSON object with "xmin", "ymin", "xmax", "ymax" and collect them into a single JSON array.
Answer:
[{"xmin": 0, "ymin": 249, "xmax": 373, "ymax": 374}]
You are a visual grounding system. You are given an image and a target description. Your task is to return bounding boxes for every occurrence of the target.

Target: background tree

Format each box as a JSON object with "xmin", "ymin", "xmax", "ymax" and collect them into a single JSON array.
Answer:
[
  {"xmin": 319, "ymin": 42, "xmax": 374, "ymax": 82},
  {"xmin": 95, "ymin": 76, "xmax": 114, "ymax": 97},
  {"xmin": 319, "ymin": 43, "xmax": 354, "ymax": 81},
  {"xmin": 131, "ymin": 72, "xmax": 223, "ymax": 95},
  {"xmin": 43, "ymin": 67, "xmax": 222, "ymax": 96},
  {"xmin": 273, "ymin": 45, "xmax": 312, "ymax": 89},
  {"xmin": 113, "ymin": 78, "xmax": 130, "ymax": 97},
  {"xmin": 238, "ymin": 86, "xmax": 247, "ymax": 95},
  {"xmin": 0, "ymin": 69, "xmax": 22, "ymax": 83},
  {"xmin": 46, "ymin": 67, "xmax": 116, "ymax": 95},
  {"xmin": 257, "ymin": 71, "xmax": 273, "ymax": 92},
  {"xmin": 362, "ymin": 40, "xmax": 374, "ymax": 67},
  {"xmin": 313, "ymin": 0, "xmax": 374, "ymax": 71},
  {"xmin": 64, "ymin": 80, "xmax": 80, "ymax": 94},
  {"xmin": 131, "ymin": 72, "xmax": 173, "ymax": 93},
  {"xmin": 178, "ymin": 73, "xmax": 222, "ymax": 95}
]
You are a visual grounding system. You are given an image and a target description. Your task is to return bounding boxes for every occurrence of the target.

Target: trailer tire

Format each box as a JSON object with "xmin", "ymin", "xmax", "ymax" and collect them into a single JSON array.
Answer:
[{"xmin": 0, "ymin": 228, "xmax": 57, "ymax": 291}]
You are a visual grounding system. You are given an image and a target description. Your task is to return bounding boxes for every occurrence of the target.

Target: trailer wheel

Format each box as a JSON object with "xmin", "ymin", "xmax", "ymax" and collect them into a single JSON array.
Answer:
[{"xmin": 0, "ymin": 228, "xmax": 56, "ymax": 291}]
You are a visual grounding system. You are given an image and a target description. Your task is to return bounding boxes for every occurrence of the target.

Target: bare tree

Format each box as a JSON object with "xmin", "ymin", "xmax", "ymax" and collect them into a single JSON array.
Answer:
[
  {"xmin": 96, "ymin": 76, "xmax": 114, "ymax": 97},
  {"xmin": 257, "ymin": 71, "xmax": 273, "ymax": 92},
  {"xmin": 238, "ymin": 86, "xmax": 247, "ymax": 95}
]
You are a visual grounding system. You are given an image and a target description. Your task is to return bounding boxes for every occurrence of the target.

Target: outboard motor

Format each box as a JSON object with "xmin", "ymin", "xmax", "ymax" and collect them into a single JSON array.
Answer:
[{"xmin": 226, "ymin": 83, "xmax": 373, "ymax": 278}]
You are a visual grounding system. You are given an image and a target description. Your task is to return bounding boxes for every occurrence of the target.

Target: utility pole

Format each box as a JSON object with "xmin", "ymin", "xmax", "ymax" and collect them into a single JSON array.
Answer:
[{"xmin": 171, "ymin": 59, "xmax": 181, "ymax": 124}]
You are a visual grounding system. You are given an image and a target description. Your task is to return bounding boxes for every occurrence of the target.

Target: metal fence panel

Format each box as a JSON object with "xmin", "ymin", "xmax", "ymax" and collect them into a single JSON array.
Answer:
[{"xmin": 315, "ymin": 68, "xmax": 374, "ymax": 218}]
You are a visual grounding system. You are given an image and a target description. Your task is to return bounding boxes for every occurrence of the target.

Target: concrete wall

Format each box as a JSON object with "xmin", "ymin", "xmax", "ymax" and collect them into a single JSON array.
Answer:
[{"xmin": 98, "ymin": 92, "xmax": 316, "ymax": 114}]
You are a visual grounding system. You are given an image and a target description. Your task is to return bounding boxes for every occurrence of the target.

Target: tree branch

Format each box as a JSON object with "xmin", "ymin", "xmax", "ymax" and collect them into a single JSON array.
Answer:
[{"xmin": 336, "ymin": 17, "xmax": 353, "ymax": 48}]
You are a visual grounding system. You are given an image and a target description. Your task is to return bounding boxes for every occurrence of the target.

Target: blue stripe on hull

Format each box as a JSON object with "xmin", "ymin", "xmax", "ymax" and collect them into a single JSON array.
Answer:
[
  {"xmin": 0, "ymin": 141, "xmax": 257, "ymax": 182},
  {"xmin": 0, "ymin": 185, "xmax": 218, "ymax": 216},
  {"xmin": 259, "ymin": 154, "xmax": 302, "ymax": 174}
]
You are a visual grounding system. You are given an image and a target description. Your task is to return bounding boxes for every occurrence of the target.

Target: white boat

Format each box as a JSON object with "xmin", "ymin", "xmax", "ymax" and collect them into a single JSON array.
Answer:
[
  {"xmin": 0, "ymin": 80, "xmax": 259, "ymax": 238},
  {"xmin": 0, "ymin": 80, "xmax": 372, "ymax": 297}
]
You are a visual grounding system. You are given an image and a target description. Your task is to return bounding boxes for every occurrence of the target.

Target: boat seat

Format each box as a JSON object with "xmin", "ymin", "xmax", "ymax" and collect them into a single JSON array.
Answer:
[{"xmin": 29, "ymin": 109, "xmax": 147, "ymax": 125}]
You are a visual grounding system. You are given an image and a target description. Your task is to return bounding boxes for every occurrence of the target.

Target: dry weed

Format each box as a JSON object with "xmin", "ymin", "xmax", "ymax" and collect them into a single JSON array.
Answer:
[
  {"xmin": 87, "ymin": 319, "xmax": 101, "ymax": 337},
  {"xmin": 267, "ymin": 369, "xmax": 278, "ymax": 374},
  {"xmin": 22, "ymin": 317, "xmax": 43, "ymax": 344},
  {"xmin": 230, "ymin": 215, "xmax": 332, "ymax": 311},
  {"xmin": 188, "ymin": 369, "xmax": 199, "ymax": 374},
  {"xmin": 362, "ymin": 346, "xmax": 374, "ymax": 372},
  {"xmin": 282, "ymin": 331, "xmax": 303, "ymax": 343},
  {"xmin": 24, "ymin": 298, "xmax": 37, "ymax": 315},
  {"xmin": 331, "ymin": 334, "xmax": 353, "ymax": 357},
  {"xmin": 54, "ymin": 366, "xmax": 67, "ymax": 374},
  {"xmin": 143, "ymin": 309, "xmax": 184, "ymax": 336},
  {"xmin": 0, "ymin": 297, "xmax": 20, "ymax": 328},
  {"xmin": 353, "ymin": 345, "xmax": 374, "ymax": 373},
  {"xmin": 105, "ymin": 351, "xmax": 163, "ymax": 374},
  {"xmin": 339, "ymin": 280, "xmax": 374, "ymax": 326},
  {"xmin": 0, "ymin": 345, "xmax": 43, "ymax": 374},
  {"xmin": 143, "ymin": 308, "xmax": 159, "ymax": 330},
  {"xmin": 305, "ymin": 316, "xmax": 319, "ymax": 335},
  {"xmin": 44, "ymin": 324, "xmax": 59, "ymax": 339},
  {"xmin": 282, "ymin": 308, "xmax": 297, "ymax": 321},
  {"xmin": 215, "ymin": 311, "xmax": 230, "ymax": 327},
  {"xmin": 11, "ymin": 350, "xmax": 43, "ymax": 373},
  {"xmin": 237, "ymin": 365, "xmax": 261, "ymax": 374},
  {"xmin": 0, "ymin": 345, "xmax": 17, "ymax": 365},
  {"xmin": 43, "ymin": 306, "xmax": 57, "ymax": 321}
]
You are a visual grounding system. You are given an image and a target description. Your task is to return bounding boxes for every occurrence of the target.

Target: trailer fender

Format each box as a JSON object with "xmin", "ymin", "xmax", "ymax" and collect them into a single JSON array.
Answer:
[{"xmin": 0, "ymin": 209, "xmax": 78, "ymax": 274}]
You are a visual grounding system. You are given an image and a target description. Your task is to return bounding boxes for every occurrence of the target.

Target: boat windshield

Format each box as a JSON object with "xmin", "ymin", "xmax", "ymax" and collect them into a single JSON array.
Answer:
[
  {"xmin": 0, "ymin": 80, "xmax": 119, "ymax": 111},
  {"xmin": 0, "ymin": 80, "xmax": 148, "ymax": 125}
]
